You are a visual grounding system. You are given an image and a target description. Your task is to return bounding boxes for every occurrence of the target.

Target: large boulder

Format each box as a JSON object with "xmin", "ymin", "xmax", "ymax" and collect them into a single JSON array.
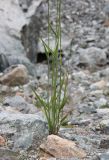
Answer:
[
  {"xmin": 0, "ymin": 0, "xmax": 44, "ymax": 71},
  {"xmin": 0, "ymin": 112, "xmax": 48, "ymax": 150},
  {"xmin": 0, "ymin": 0, "xmax": 43, "ymax": 58},
  {"xmin": 0, "ymin": 0, "xmax": 26, "ymax": 56}
]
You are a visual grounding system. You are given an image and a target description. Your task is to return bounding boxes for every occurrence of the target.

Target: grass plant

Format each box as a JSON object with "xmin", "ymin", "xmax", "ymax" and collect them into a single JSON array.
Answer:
[{"xmin": 33, "ymin": 0, "xmax": 68, "ymax": 135}]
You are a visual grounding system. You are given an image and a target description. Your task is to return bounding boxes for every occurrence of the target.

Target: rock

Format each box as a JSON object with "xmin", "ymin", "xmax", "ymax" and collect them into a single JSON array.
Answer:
[
  {"xmin": 96, "ymin": 109, "xmax": 109, "ymax": 115},
  {"xmin": 40, "ymin": 135, "xmax": 86, "ymax": 159},
  {"xmin": 7, "ymin": 54, "xmax": 37, "ymax": 76},
  {"xmin": 0, "ymin": 0, "xmax": 43, "ymax": 63},
  {"xmin": 68, "ymin": 119, "xmax": 91, "ymax": 126},
  {"xmin": 0, "ymin": 64, "xmax": 29, "ymax": 86},
  {"xmin": 0, "ymin": 136, "xmax": 5, "ymax": 146},
  {"xmin": 90, "ymin": 90, "xmax": 103, "ymax": 98},
  {"xmin": 0, "ymin": 85, "xmax": 11, "ymax": 94},
  {"xmin": 78, "ymin": 104, "xmax": 96, "ymax": 114},
  {"xmin": 23, "ymin": 79, "xmax": 39, "ymax": 97},
  {"xmin": 90, "ymin": 80, "xmax": 107, "ymax": 90},
  {"xmin": 0, "ymin": 148, "xmax": 19, "ymax": 160},
  {"xmin": 35, "ymin": 64, "xmax": 48, "ymax": 80},
  {"xmin": 40, "ymin": 158, "xmax": 79, "ymax": 160},
  {"xmin": 99, "ymin": 139, "xmax": 109, "ymax": 149},
  {"xmin": 0, "ymin": 54, "xmax": 9, "ymax": 72},
  {"xmin": 94, "ymin": 98, "xmax": 107, "ymax": 108},
  {"xmin": 103, "ymin": 2, "xmax": 109, "ymax": 18},
  {"xmin": 21, "ymin": 0, "xmax": 48, "ymax": 63},
  {"xmin": 0, "ymin": 0, "xmax": 25, "ymax": 55},
  {"xmin": 0, "ymin": 112, "xmax": 48, "ymax": 150},
  {"xmin": 3, "ymin": 95, "xmax": 38, "ymax": 114},
  {"xmin": 99, "ymin": 119, "xmax": 109, "ymax": 134},
  {"xmin": 39, "ymin": 157, "xmax": 80, "ymax": 160},
  {"xmin": 99, "ymin": 67, "xmax": 109, "ymax": 78},
  {"xmin": 98, "ymin": 151, "xmax": 109, "ymax": 160},
  {"xmin": 72, "ymin": 70, "xmax": 90, "ymax": 83},
  {"xmin": 0, "ymin": 0, "xmax": 48, "ymax": 76},
  {"xmin": 0, "ymin": 158, "xmax": 12, "ymax": 160},
  {"xmin": 78, "ymin": 47, "xmax": 107, "ymax": 69},
  {"xmin": 0, "ymin": 53, "xmax": 37, "ymax": 76}
]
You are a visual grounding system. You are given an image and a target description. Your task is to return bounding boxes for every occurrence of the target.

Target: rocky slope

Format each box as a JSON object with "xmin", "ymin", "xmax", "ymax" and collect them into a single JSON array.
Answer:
[
  {"xmin": 0, "ymin": 0, "xmax": 107, "ymax": 72},
  {"xmin": 1, "ymin": 0, "xmax": 109, "ymax": 159}
]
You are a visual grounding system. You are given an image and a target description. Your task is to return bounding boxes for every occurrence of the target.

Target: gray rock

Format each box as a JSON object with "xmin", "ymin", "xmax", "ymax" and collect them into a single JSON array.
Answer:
[
  {"xmin": 3, "ymin": 95, "xmax": 38, "ymax": 114},
  {"xmin": 99, "ymin": 139, "xmax": 109, "ymax": 149},
  {"xmin": 48, "ymin": 158, "xmax": 79, "ymax": 160},
  {"xmin": 0, "ymin": 148, "xmax": 19, "ymax": 160},
  {"xmin": 99, "ymin": 67, "xmax": 109, "ymax": 78},
  {"xmin": 0, "ymin": 0, "xmax": 26, "ymax": 55},
  {"xmin": 0, "ymin": 54, "xmax": 9, "ymax": 72},
  {"xmin": 78, "ymin": 47, "xmax": 107, "ymax": 69},
  {"xmin": 99, "ymin": 119, "xmax": 109, "ymax": 134},
  {"xmin": 20, "ymin": 0, "xmax": 47, "ymax": 63},
  {"xmin": 68, "ymin": 119, "xmax": 91, "ymax": 126},
  {"xmin": 0, "ymin": 112, "xmax": 48, "ymax": 150},
  {"xmin": 35, "ymin": 64, "xmax": 48, "ymax": 80},
  {"xmin": 0, "ymin": 0, "xmax": 43, "ymax": 58},
  {"xmin": 103, "ymin": 2, "xmax": 109, "ymax": 17},
  {"xmin": 72, "ymin": 71, "xmax": 90, "ymax": 82},
  {"xmin": 94, "ymin": 98, "xmax": 107, "ymax": 108},
  {"xmin": 99, "ymin": 151, "xmax": 109, "ymax": 160},
  {"xmin": 0, "ymin": 85, "xmax": 11, "ymax": 94},
  {"xmin": 90, "ymin": 90, "xmax": 104, "ymax": 98},
  {"xmin": 0, "ymin": 0, "xmax": 44, "ymax": 72},
  {"xmin": 0, "ymin": 51, "xmax": 39, "ymax": 77},
  {"xmin": 23, "ymin": 79, "xmax": 39, "ymax": 97},
  {"xmin": 96, "ymin": 109, "xmax": 109, "ymax": 115},
  {"xmin": 78, "ymin": 104, "xmax": 96, "ymax": 114},
  {"xmin": 0, "ymin": 157, "xmax": 14, "ymax": 160},
  {"xmin": 7, "ymin": 54, "xmax": 37, "ymax": 76}
]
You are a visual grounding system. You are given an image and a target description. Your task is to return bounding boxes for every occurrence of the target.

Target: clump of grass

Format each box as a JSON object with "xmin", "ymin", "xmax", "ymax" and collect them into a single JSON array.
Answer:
[{"xmin": 33, "ymin": 0, "xmax": 68, "ymax": 135}]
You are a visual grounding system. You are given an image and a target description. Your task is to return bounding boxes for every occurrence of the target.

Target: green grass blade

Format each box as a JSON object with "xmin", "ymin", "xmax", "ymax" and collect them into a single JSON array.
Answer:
[
  {"xmin": 40, "ymin": 38, "xmax": 53, "ymax": 56},
  {"xmin": 60, "ymin": 114, "xmax": 68, "ymax": 125},
  {"xmin": 32, "ymin": 88, "xmax": 47, "ymax": 109},
  {"xmin": 49, "ymin": 23, "xmax": 59, "ymax": 39}
]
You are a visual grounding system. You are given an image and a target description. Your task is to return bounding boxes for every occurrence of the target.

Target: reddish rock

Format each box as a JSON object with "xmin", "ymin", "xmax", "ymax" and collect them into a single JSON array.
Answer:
[
  {"xmin": 91, "ymin": 80, "xmax": 107, "ymax": 90},
  {"xmin": 16, "ymin": 92, "xmax": 24, "ymax": 97},
  {"xmin": 104, "ymin": 19, "xmax": 109, "ymax": 27},
  {"xmin": 0, "ymin": 136, "xmax": 5, "ymax": 146},
  {"xmin": 39, "ymin": 157, "xmax": 49, "ymax": 160},
  {"xmin": 40, "ymin": 135, "xmax": 86, "ymax": 159}
]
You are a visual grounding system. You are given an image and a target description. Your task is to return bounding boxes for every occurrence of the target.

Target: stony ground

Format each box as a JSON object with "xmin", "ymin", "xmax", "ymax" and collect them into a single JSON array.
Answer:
[
  {"xmin": 1, "ymin": 65, "xmax": 109, "ymax": 159},
  {"xmin": 1, "ymin": 0, "xmax": 109, "ymax": 160}
]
